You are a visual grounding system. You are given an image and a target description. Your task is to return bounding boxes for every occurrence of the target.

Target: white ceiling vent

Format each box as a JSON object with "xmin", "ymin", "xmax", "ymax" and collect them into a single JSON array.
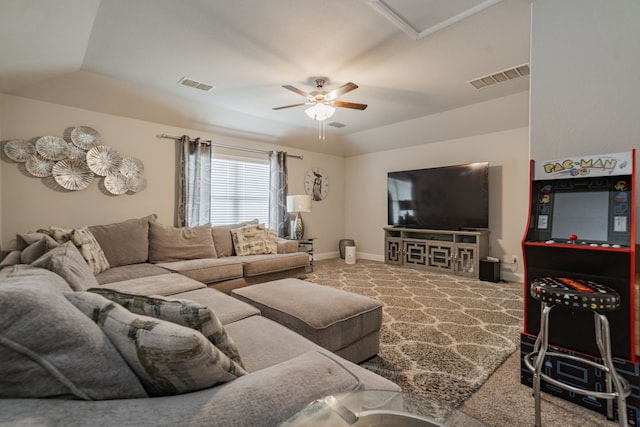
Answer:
[
  {"xmin": 468, "ymin": 64, "xmax": 529, "ymax": 89},
  {"xmin": 178, "ymin": 77, "xmax": 214, "ymax": 92},
  {"xmin": 328, "ymin": 122, "xmax": 346, "ymax": 128}
]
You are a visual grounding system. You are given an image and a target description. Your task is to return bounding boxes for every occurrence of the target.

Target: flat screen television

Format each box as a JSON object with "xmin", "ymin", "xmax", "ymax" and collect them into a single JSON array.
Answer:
[{"xmin": 387, "ymin": 162, "xmax": 489, "ymax": 230}]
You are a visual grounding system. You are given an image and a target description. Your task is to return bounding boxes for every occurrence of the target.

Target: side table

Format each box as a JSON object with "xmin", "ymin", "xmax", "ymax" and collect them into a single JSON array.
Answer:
[{"xmin": 297, "ymin": 238, "xmax": 316, "ymax": 272}]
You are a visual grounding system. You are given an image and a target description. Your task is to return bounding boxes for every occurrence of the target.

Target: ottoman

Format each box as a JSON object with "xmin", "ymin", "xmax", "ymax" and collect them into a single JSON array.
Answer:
[{"xmin": 231, "ymin": 278, "xmax": 383, "ymax": 363}]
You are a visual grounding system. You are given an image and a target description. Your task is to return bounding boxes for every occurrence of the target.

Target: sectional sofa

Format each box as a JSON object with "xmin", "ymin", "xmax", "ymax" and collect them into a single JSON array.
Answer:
[
  {"xmin": 1, "ymin": 214, "xmax": 310, "ymax": 293},
  {"xmin": 0, "ymin": 216, "xmax": 400, "ymax": 426}
]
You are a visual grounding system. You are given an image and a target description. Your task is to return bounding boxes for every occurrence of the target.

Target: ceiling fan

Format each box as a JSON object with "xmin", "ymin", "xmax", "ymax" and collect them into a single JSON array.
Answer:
[
  {"xmin": 273, "ymin": 78, "xmax": 368, "ymax": 114},
  {"xmin": 273, "ymin": 78, "xmax": 367, "ymax": 139}
]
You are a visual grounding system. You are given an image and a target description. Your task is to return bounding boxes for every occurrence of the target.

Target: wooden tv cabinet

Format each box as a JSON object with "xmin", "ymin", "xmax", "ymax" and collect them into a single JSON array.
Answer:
[{"xmin": 384, "ymin": 227, "xmax": 489, "ymax": 278}]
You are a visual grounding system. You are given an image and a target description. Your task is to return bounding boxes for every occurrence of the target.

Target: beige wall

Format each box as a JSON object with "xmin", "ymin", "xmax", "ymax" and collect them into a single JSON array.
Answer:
[
  {"xmin": 344, "ymin": 126, "xmax": 529, "ymax": 282},
  {"xmin": 530, "ymin": 0, "xmax": 640, "ymax": 240},
  {"xmin": 0, "ymin": 95, "xmax": 345, "ymax": 256},
  {"xmin": 530, "ymin": 0, "xmax": 640, "ymax": 160}
]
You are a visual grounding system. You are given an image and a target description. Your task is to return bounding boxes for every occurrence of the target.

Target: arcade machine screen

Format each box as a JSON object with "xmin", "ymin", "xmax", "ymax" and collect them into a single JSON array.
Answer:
[{"xmin": 551, "ymin": 191, "xmax": 610, "ymax": 243}]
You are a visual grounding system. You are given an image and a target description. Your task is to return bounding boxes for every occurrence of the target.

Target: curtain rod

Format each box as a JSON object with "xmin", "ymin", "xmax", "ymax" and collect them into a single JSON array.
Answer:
[{"xmin": 157, "ymin": 133, "xmax": 303, "ymax": 160}]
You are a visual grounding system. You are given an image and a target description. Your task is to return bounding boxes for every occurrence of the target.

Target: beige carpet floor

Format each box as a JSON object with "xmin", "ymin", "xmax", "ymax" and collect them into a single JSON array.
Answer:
[{"xmin": 308, "ymin": 258, "xmax": 618, "ymax": 427}]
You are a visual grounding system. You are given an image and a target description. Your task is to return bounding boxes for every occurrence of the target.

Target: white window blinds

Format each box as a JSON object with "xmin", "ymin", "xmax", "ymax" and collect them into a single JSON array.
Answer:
[{"xmin": 210, "ymin": 156, "xmax": 270, "ymax": 226}]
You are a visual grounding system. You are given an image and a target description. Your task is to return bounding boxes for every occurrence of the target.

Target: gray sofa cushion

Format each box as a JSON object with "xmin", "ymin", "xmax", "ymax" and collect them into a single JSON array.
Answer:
[
  {"xmin": 88, "ymin": 289, "xmax": 245, "ymax": 367},
  {"xmin": 67, "ymin": 292, "xmax": 247, "ymax": 397},
  {"xmin": 89, "ymin": 214, "xmax": 157, "ymax": 267},
  {"xmin": 225, "ymin": 315, "xmax": 322, "ymax": 372},
  {"xmin": 173, "ymin": 287, "xmax": 260, "ymax": 325},
  {"xmin": 155, "ymin": 257, "xmax": 243, "ymax": 284},
  {"xmin": 95, "ymin": 272, "xmax": 206, "ymax": 296},
  {"xmin": 240, "ymin": 252, "xmax": 310, "ymax": 277},
  {"xmin": 95, "ymin": 263, "xmax": 170, "ymax": 285},
  {"xmin": 149, "ymin": 222, "xmax": 217, "ymax": 262},
  {"xmin": 0, "ymin": 267, "xmax": 148, "ymax": 400},
  {"xmin": 31, "ymin": 241, "xmax": 99, "ymax": 291}
]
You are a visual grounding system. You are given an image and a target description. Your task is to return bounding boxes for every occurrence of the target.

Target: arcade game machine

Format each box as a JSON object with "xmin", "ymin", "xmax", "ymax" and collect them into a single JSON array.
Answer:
[{"xmin": 521, "ymin": 150, "xmax": 638, "ymax": 423}]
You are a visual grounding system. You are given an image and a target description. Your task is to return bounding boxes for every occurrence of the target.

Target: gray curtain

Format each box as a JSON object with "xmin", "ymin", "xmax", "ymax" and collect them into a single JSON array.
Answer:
[
  {"xmin": 269, "ymin": 151, "xmax": 289, "ymax": 237},
  {"xmin": 177, "ymin": 136, "xmax": 211, "ymax": 227}
]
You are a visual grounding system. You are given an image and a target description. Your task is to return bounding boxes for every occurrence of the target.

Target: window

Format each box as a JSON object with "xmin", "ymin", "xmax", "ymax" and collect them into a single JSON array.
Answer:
[{"xmin": 210, "ymin": 156, "xmax": 270, "ymax": 226}]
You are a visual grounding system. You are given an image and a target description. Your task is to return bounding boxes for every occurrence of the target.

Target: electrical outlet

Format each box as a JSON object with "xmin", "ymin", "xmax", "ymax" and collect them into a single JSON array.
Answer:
[{"xmin": 512, "ymin": 255, "xmax": 518, "ymax": 264}]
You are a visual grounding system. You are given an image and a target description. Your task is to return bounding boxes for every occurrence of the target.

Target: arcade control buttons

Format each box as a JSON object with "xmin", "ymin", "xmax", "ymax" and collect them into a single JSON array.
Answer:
[{"xmin": 530, "ymin": 277, "xmax": 621, "ymax": 312}]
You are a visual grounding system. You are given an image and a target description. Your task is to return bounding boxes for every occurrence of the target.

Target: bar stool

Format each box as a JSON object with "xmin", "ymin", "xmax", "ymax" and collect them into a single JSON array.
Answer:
[{"xmin": 524, "ymin": 277, "xmax": 631, "ymax": 427}]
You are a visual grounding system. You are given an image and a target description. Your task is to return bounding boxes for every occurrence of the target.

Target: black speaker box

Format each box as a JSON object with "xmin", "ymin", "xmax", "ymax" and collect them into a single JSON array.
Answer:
[{"xmin": 479, "ymin": 259, "xmax": 500, "ymax": 282}]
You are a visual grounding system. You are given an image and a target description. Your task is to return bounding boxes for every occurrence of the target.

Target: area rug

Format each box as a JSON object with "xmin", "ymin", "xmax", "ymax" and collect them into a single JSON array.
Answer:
[{"xmin": 306, "ymin": 259, "xmax": 524, "ymax": 407}]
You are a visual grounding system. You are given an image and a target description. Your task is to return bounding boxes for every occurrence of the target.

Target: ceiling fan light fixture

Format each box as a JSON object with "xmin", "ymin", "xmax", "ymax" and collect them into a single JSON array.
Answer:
[{"xmin": 305, "ymin": 104, "xmax": 336, "ymax": 121}]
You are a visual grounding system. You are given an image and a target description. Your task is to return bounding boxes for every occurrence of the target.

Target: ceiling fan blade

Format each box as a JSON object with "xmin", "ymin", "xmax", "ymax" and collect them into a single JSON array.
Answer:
[
  {"xmin": 333, "ymin": 100, "xmax": 368, "ymax": 110},
  {"xmin": 272, "ymin": 103, "xmax": 307, "ymax": 110},
  {"xmin": 282, "ymin": 85, "xmax": 310, "ymax": 98},
  {"xmin": 327, "ymin": 82, "xmax": 358, "ymax": 99}
]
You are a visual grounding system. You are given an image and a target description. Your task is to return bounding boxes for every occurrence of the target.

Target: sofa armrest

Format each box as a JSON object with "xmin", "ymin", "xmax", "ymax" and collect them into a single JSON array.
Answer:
[
  {"xmin": 0, "ymin": 351, "xmax": 399, "ymax": 427},
  {"xmin": 277, "ymin": 238, "xmax": 298, "ymax": 254}
]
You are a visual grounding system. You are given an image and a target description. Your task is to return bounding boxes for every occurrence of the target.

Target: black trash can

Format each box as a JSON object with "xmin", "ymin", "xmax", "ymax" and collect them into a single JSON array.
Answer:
[{"xmin": 339, "ymin": 239, "xmax": 355, "ymax": 259}]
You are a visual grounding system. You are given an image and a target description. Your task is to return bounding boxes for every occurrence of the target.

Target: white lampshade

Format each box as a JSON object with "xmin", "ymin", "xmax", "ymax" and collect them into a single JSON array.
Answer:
[
  {"xmin": 287, "ymin": 194, "xmax": 311, "ymax": 213},
  {"xmin": 305, "ymin": 103, "xmax": 336, "ymax": 121}
]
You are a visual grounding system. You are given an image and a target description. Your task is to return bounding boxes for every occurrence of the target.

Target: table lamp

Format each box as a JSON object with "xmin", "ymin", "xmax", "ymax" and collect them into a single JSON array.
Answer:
[{"xmin": 287, "ymin": 194, "xmax": 311, "ymax": 239}]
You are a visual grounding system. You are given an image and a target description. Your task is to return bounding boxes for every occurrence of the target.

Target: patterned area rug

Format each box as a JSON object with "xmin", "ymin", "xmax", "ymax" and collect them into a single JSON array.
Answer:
[{"xmin": 306, "ymin": 259, "xmax": 524, "ymax": 406}]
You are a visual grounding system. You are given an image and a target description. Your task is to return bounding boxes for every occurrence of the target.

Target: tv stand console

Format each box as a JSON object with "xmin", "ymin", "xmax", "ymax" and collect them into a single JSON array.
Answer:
[{"xmin": 383, "ymin": 227, "xmax": 489, "ymax": 278}]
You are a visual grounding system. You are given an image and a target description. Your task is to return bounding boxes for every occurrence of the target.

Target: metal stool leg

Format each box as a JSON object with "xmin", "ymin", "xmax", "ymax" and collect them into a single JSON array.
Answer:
[
  {"xmin": 526, "ymin": 278, "xmax": 630, "ymax": 426},
  {"xmin": 595, "ymin": 313, "xmax": 629, "ymax": 427},
  {"xmin": 532, "ymin": 303, "xmax": 553, "ymax": 427}
]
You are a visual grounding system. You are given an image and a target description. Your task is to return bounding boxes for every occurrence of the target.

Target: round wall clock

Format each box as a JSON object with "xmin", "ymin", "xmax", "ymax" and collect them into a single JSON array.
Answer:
[{"xmin": 305, "ymin": 167, "xmax": 329, "ymax": 201}]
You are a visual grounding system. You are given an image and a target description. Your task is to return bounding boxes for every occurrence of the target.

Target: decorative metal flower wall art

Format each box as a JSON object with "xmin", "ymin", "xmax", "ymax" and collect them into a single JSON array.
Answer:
[{"xmin": 2, "ymin": 126, "xmax": 146, "ymax": 195}]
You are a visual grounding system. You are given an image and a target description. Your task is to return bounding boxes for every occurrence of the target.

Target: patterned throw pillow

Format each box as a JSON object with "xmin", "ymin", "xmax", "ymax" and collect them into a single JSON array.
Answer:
[
  {"xmin": 89, "ymin": 289, "xmax": 244, "ymax": 367},
  {"xmin": 231, "ymin": 224, "xmax": 279, "ymax": 256},
  {"xmin": 46, "ymin": 226, "xmax": 74, "ymax": 244},
  {"xmin": 71, "ymin": 227, "xmax": 110, "ymax": 275},
  {"xmin": 66, "ymin": 292, "xmax": 247, "ymax": 397},
  {"xmin": 264, "ymin": 227, "xmax": 278, "ymax": 254}
]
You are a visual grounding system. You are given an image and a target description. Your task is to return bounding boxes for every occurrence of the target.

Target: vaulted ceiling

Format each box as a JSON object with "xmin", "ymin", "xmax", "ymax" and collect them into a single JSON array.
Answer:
[{"xmin": 0, "ymin": 0, "xmax": 531, "ymax": 156}]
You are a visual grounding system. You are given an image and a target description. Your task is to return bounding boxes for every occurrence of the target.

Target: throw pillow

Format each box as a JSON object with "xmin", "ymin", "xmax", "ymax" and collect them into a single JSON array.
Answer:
[
  {"xmin": 71, "ymin": 227, "xmax": 110, "ymax": 275},
  {"xmin": 89, "ymin": 289, "xmax": 244, "ymax": 367},
  {"xmin": 66, "ymin": 292, "xmax": 247, "ymax": 397},
  {"xmin": 41, "ymin": 226, "xmax": 74, "ymax": 244},
  {"xmin": 211, "ymin": 220, "xmax": 259, "ymax": 257},
  {"xmin": 231, "ymin": 223, "xmax": 278, "ymax": 256},
  {"xmin": 0, "ymin": 250, "xmax": 21, "ymax": 269},
  {"xmin": 89, "ymin": 214, "xmax": 157, "ymax": 267},
  {"xmin": 31, "ymin": 241, "xmax": 99, "ymax": 291},
  {"xmin": 19, "ymin": 236, "xmax": 58, "ymax": 264},
  {"xmin": 15, "ymin": 232, "xmax": 58, "ymax": 250},
  {"xmin": 0, "ymin": 270, "xmax": 148, "ymax": 400},
  {"xmin": 264, "ymin": 227, "xmax": 278, "ymax": 254},
  {"xmin": 149, "ymin": 222, "xmax": 217, "ymax": 263}
]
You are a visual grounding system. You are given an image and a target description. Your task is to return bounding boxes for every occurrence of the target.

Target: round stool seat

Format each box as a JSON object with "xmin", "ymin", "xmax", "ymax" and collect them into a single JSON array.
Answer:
[{"xmin": 530, "ymin": 277, "xmax": 621, "ymax": 312}]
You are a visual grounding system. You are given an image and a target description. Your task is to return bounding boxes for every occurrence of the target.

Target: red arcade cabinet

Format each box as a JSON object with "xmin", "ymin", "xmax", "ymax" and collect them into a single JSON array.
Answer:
[{"xmin": 520, "ymin": 150, "xmax": 638, "ymax": 422}]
